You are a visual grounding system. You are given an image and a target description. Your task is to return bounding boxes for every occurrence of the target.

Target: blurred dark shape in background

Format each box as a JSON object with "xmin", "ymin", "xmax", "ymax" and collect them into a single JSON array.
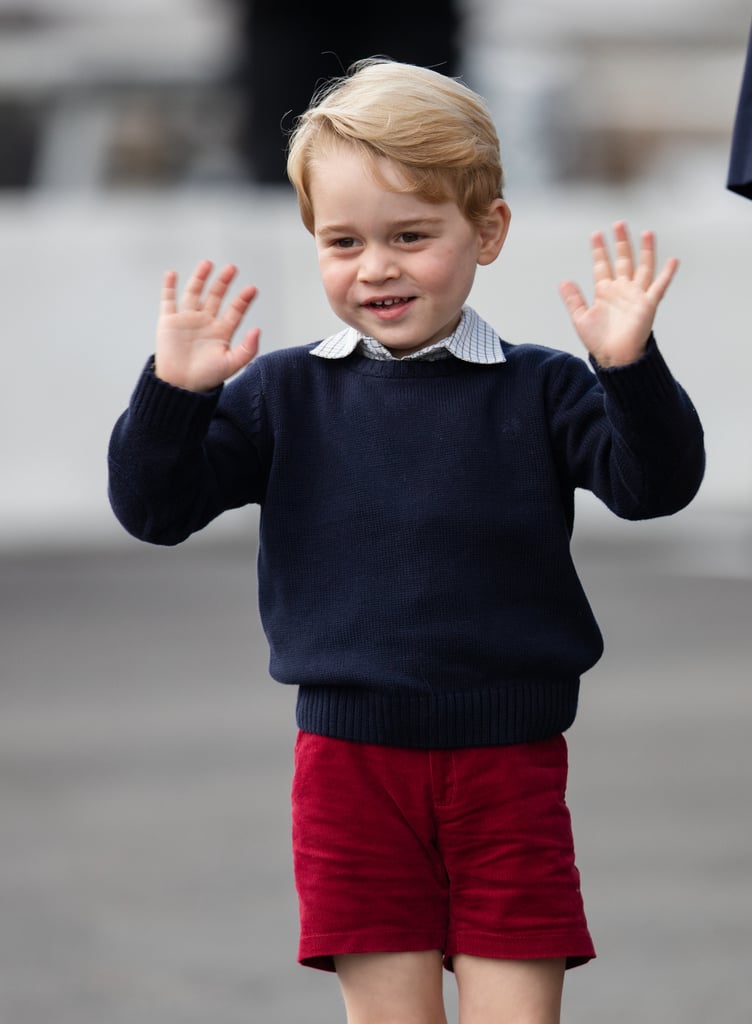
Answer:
[
  {"xmin": 0, "ymin": 100, "xmax": 39, "ymax": 187},
  {"xmin": 0, "ymin": 6, "xmax": 44, "ymax": 187},
  {"xmin": 1, "ymin": 2, "xmax": 748, "ymax": 194},
  {"xmin": 727, "ymin": 18, "xmax": 752, "ymax": 198},
  {"xmin": 231, "ymin": 0, "xmax": 463, "ymax": 184}
]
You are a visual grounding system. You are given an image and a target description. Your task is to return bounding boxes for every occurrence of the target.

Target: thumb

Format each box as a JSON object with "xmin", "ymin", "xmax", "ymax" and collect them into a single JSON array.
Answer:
[
  {"xmin": 558, "ymin": 280, "xmax": 588, "ymax": 326},
  {"xmin": 224, "ymin": 328, "xmax": 260, "ymax": 378}
]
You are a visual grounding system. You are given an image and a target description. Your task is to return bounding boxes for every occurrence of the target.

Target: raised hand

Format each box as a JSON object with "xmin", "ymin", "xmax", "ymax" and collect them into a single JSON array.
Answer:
[
  {"xmin": 155, "ymin": 260, "xmax": 260, "ymax": 392},
  {"xmin": 558, "ymin": 222, "xmax": 679, "ymax": 368}
]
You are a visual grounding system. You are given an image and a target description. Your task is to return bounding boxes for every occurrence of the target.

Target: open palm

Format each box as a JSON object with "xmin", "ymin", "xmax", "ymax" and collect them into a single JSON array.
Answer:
[
  {"xmin": 155, "ymin": 260, "xmax": 260, "ymax": 392},
  {"xmin": 559, "ymin": 222, "xmax": 678, "ymax": 368}
]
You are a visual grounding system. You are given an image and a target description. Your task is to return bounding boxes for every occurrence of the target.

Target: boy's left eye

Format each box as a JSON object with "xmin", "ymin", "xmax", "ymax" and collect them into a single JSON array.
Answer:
[{"xmin": 398, "ymin": 232, "xmax": 423, "ymax": 244}]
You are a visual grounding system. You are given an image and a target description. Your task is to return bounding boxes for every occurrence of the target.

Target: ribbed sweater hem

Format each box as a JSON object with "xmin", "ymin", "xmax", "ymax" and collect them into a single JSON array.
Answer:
[{"xmin": 295, "ymin": 679, "xmax": 580, "ymax": 749}]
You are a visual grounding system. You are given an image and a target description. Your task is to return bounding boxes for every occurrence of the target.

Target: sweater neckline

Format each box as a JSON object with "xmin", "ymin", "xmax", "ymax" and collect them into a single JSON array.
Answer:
[{"xmin": 324, "ymin": 350, "xmax": 500, "ymax": 378}]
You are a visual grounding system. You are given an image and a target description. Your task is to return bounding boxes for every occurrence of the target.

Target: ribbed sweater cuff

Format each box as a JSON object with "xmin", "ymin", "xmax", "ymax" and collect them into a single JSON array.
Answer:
[
  {"xmin": 128, "ymin": 357, "xmax": 222, "ymax": 438},
  {"xmin": 590, "ymin": 334, "xmax": 678, "ymax": 410}
]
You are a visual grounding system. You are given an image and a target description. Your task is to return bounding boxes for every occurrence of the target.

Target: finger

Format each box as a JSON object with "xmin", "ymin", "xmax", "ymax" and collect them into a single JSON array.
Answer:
[
  {"xmin": 221, "ymin": 284, "xmax": 259, "ymax": 333},
  {"xmin": 647, "ymin": 256, "xmax": 679, "ymax": 305},
  {"xmin": 634, "ymin": 230, "xmax": 656, "ymax": 290},
  {"xmin": 590, "ymin": 230, "xmax": 614, "ymax": 285},
  {"xmin": 160, "ymin": 270, "xmax": 178, "ymax": 316},
  {"xmin": 180, "ymin": 259, "xmax": 213, "ymax": 311},
  {"xmin": 612, "ymin": 220, "xmax": 635, "ymax": 279},
  {"xmin": 203, "ymin": 263, "xmax": 239, "ymax": 317}
]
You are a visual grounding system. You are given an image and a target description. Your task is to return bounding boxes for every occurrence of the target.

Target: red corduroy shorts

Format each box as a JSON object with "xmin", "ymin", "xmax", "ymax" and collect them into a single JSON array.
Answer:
[{"xmin": 291, "ymin": 730, "xmax": 595, "ymax": 972}]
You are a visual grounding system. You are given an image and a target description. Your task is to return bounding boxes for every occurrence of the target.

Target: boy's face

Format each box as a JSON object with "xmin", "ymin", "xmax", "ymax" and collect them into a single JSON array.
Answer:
[{"xmin": 309, "ymin": 147, "xmax": 509, "ymax": 357}]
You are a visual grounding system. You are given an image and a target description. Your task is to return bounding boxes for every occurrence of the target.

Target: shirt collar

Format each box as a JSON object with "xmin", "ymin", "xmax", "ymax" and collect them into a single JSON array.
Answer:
[{"xmin": 310, "ymin": 307, "xmax": 506, "ymax": 365}]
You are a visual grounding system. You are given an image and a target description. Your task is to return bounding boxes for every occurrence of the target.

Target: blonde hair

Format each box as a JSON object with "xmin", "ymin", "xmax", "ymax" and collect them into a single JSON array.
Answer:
[{"xmin": 286, "ymin": 59, "xmax": 504, "ymax": 233}]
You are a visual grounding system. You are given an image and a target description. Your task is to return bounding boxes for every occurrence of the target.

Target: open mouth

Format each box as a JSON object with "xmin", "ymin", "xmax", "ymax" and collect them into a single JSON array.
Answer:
[{"xmin": 365, "ymin": 297, "xmax": 413, "ymax": 309}]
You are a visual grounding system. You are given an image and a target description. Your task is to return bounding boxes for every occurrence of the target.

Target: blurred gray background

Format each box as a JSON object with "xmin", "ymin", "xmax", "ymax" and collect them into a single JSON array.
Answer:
[{"xmin": 1, "ymin": 2, "xmax": 751, "ymax": 1022}]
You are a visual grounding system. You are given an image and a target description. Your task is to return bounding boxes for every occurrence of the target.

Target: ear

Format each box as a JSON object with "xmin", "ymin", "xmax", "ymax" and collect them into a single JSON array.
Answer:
[{"xmin": 477, "ymin": 199, "xmax": 511, "ymax": 266}]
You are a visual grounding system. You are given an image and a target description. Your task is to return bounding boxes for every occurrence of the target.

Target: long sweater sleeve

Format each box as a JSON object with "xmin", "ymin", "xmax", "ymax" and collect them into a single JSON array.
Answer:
[
  {"xmin": 547, "ymin": 335, "xmax": 705, "ymax": 520},
  {"xmin": 108, "ymin": 359, "xmax": 268, "ymax": 544}
]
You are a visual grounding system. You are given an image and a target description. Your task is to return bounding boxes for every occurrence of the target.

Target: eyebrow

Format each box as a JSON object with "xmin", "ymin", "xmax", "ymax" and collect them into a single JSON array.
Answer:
[{"xmin": 316, "ymin": 216, "xmax": 446, "ymax": 236}]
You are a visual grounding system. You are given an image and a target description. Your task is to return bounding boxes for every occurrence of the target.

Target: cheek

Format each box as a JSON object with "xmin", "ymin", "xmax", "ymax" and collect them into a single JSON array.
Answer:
[
  {"xmin": 318, "ymin": 262, "xmax": 351, "ymax": 306},
  {"xmin": 422, "ymin": 250, "xmax": 468, "ymax": 291},
  {"xmin": 439, "ymin": 244, "xmax": 479, "ymax": 290}
]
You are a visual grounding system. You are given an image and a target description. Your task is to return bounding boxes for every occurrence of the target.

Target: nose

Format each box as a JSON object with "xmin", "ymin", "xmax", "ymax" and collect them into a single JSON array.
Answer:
[{"xmin": 356, "ymin": 244, "xmax": 399, "ymax": 284}]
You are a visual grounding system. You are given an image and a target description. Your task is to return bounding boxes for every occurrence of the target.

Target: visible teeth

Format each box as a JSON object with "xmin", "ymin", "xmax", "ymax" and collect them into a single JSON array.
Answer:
[{"xmin": 373, "ymin": 298, "xmax": 402, "ymax": 307}]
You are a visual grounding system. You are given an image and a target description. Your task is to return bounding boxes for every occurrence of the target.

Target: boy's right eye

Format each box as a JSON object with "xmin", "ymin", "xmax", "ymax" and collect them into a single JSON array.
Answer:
[{"xmin": 333, "ymin": 237, "xmax": 357, "ymax": 249}]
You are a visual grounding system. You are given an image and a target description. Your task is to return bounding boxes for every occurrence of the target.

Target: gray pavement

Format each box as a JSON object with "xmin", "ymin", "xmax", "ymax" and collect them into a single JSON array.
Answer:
[{"xmin": 2, "ymin": 536, "xmax": 751, "ymax": 1023}]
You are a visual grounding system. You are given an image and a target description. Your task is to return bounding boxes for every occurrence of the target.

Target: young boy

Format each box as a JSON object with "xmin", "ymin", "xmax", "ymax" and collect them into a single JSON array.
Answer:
[{"xmin": 108, "ymin": 60, "xmax": 705, "ymax": 1024}]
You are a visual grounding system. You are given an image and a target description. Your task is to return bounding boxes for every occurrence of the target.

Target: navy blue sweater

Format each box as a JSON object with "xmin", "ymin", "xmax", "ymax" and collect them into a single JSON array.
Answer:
[{"xmin": 108, "ymin": 336, "xmax": 705, "ymax": 748}]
